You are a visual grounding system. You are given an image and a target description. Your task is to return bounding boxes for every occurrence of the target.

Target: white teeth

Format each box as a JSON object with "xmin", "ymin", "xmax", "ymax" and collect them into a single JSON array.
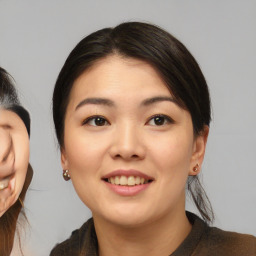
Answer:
[
  {"xmin": 107, "ymin": 176, "xmax": 150, "ymax": 186},
  {"xmin": 120, "ymin": 176, "xmax": 127, "ymax": 185},
  {"xmin": 114, "ymin": 176, "xmax": 120, "ymax": 185},
  {"xmin": 135, "ymin": 176, "xmax": 140, "ymax": 185},
  {"xmin": 0, "ymin": 179, "xmax": 9, "ymax": 190},
  {"xmin": 127, "ymin": 176, "xmax": 135, "ymax": 186}
]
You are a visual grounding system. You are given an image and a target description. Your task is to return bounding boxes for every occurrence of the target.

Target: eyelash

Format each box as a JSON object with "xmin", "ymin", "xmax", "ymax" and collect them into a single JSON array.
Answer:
[
  {"xmin": 146, "ymin": 114, "xmax": 174, "ymax": 126},
  {"xmin": 82, "ymin": 114, "xmax": 174, "ymax": 127},
  {"xmin": 82, "ymin": 116, "xmax": 110, "ymax": 126}
]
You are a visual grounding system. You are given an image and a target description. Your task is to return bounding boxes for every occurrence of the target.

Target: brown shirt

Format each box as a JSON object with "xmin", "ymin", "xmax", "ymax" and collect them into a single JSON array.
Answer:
[{"xmin": 50, "ymin": 212, "xmax": 256, "ymax": 256}]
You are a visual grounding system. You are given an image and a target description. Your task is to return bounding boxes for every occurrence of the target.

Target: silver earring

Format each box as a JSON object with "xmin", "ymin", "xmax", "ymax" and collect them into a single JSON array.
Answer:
[{"xmin": 63, "ymin": 170, "xmax": 70, "ymax": 181}]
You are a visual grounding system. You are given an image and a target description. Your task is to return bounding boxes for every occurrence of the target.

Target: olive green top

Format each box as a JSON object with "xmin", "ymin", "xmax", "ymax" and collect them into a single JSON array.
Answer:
[{"xmin": 50, "ymin": 212, "xmax": 256, "ymax": 256}]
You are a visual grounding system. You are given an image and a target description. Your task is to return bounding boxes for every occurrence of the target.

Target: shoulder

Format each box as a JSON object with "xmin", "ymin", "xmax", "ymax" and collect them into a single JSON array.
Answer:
[
  {"xmin": 198, "ymin": 226, "xmax": 256, "ymax": 255},
  {"xmin": 50, "ymin": 218, "xmax": 96, "ymax": 256},
  {"xmin": 183, "ymin": 212, "xmax": 256, "ymax": 256}
]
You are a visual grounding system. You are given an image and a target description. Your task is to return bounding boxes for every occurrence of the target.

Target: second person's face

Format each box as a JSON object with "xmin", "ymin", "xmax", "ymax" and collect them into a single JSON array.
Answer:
[
  {"xmin": 62, "ymin": 55, "xmax": 206, "ymax": 227},
  {"xmin": 0, "ymin": 109, "xmax": 29, "ymax": 217}
]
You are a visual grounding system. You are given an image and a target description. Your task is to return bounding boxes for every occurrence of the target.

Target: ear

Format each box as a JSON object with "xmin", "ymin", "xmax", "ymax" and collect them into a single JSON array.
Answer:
[
  {"xmin": 61, "ymin": 147, "xmax": 69, "ymax": 171},
  {"xmin": 189, "ymin": 125, "xmax": 209, "ymax": 176}
]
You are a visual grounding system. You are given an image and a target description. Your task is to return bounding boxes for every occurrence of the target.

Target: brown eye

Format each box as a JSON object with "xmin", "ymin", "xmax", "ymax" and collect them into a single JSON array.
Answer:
[
  {"xmin": 83, "ymin": 116, "xmax": 109, "ymax": 126},
  {"xmin": 153, "ymin": 116, "xmax": 165, "ymax": 125},
  {"xmin": 147, "ymin": 115, "xmax": 173, "ymax": 126}
]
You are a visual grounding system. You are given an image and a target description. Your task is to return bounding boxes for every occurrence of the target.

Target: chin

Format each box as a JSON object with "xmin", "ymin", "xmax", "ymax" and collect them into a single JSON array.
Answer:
[
  {"xmin": 94, "ymin": 204, "xmax": 155, "ymax": 228},
  {"xmin": 107, "ymin": 215, "xmax": 149, "ymax": 228}
]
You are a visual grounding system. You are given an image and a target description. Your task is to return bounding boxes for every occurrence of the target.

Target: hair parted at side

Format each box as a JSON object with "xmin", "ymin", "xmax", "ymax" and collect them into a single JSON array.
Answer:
[
  {"xmin": 0, "ymin": 67, "xmax": 33, "ymax": 256},
  {"xmin": 52, "ymin": 21, "xmax": 214, "ymax": 223}
]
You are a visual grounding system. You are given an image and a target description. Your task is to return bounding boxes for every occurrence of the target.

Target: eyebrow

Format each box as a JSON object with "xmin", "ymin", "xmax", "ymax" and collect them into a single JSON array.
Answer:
[
  {"xmin": 141, "ymin": 96, "xmax": 178, "ymax": 106},
  {"xmin": 75, "ymin": 98, "xmax": 115, "ymax": 110},
  {"xmin": 0, "ymin": 124, "xmax": 12, "ymax": 130},
  {"xmin": 75, "ymin": 96, "xmax": 178, "ymax": 111}
]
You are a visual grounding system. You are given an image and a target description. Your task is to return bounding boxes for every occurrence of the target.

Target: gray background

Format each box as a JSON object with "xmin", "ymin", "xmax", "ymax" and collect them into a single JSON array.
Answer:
[{"xmin": 0, "ymin": 1, "xmax": 255, "ymax": 255}]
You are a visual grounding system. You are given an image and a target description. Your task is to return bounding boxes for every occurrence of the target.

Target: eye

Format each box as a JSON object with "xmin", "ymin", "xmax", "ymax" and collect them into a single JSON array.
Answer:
[
  {"xmin": 146, "ymin": 114, "xmax": 174, "ymax": 126},
  {"xmin": 82, "ymin": 116, "xmax": 109, "ymax": 126}
]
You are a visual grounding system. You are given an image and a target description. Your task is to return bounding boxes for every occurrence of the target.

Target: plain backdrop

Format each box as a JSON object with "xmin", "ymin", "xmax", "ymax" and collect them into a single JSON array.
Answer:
[{"xmin": 0, "ymin": 1, "xmax": 255, "ymax": 255}]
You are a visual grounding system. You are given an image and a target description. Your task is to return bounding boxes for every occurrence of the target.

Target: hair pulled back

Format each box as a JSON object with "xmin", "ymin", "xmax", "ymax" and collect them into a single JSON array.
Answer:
[{"xmin": 53, "ymin": 22, "xmax": 214, "ymax": 223}]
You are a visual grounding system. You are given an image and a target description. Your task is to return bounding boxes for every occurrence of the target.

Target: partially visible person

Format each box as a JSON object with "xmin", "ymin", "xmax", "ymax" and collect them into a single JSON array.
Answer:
[{"xmin": 0, "ymin": 67, "xmax": 33, "ymax": 256}]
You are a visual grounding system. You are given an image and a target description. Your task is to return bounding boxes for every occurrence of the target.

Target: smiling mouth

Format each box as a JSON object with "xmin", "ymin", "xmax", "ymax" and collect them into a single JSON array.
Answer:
[{"xmin": 104, "ymin": 176, "xmax": 153, "ymax": 186}]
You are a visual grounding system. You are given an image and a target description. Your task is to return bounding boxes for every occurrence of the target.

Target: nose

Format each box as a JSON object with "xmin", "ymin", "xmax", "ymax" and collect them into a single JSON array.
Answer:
[{"xmin": 109, "ymin": 123, "xmax": 146, "ymax": 161}]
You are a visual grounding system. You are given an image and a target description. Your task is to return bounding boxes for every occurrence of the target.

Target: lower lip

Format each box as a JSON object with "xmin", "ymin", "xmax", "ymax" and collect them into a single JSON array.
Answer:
[{"xmin": 104, "ymin": 181, "xmax": 151, "ymax": 196}]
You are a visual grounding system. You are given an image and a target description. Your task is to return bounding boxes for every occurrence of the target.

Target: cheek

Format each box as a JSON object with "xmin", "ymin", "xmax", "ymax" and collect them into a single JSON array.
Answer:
[
  {"xmin": 147, "ymin": 133, "xmax": 193, "ymax": 211},
  {"xmin": 149, "ymin": 131, "xmax": 193, "ymax": 171},
  {"xmin": 148, "ymin": 130, "xmax": 194, "ymax": 202},
  {"xmin": 64, "ymin": 128, "xmax": 112, "ymax": 209},
  {"xmin": 64, "ymin": 129, "xmax": 109, "ymax": 176},
  {"xmin": 13, "ymin": 132, "xmax": 30, "ymax": 196}
]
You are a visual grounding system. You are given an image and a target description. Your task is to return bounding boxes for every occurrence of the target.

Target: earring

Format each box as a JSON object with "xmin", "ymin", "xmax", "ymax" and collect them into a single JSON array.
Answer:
[
  {"xmin": 193, "ymin": 163, "xmax": 200, "ymax": 173},
  {"xmin": 63, "ymin": 170, "xmax": 70, "ymax": 181}
]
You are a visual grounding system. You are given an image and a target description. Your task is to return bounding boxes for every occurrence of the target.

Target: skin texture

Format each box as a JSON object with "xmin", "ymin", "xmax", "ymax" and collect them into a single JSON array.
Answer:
[
  {"xmin": 61, "ymin": 55, "xmax": 208, "ymax": 256},
  {"xmin": 0, "ymin": 109, "xmax": 29, "ymax": 217}
]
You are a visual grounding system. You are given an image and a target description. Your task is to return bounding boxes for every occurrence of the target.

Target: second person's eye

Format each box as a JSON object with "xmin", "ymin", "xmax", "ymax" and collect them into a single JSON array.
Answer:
[
  {"xmin": 146, "ymin": 114, "xmax": 174, "ymax": 126},
  {"xmin": 83, "ymin": 116, "xmax": 109, "ymax": 126}
]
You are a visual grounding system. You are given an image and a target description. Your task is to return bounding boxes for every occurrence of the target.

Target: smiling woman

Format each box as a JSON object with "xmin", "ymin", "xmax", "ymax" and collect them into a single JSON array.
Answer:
[
  {"xmin": 50, "ymin": 22, "xmax": 255, "ymax": 256},
  {"xmin": 0, "ymin": 67, "xmax": 33, "ymax": 256}
]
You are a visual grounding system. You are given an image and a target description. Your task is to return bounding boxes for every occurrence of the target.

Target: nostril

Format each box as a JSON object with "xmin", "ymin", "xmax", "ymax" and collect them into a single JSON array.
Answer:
[
  {"xmin": 110, "ymin": 144, "xmax": 145, "ymax": 160},
  {"xmin": 114, "ymin": 154, "xmax": 140, "ymax": 160}
]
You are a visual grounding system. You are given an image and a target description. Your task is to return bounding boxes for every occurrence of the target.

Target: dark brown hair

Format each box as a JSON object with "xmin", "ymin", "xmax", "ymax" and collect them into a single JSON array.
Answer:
[
  {"xmin": 52, "ymin": 22, "xmax": 214, "ymax": 224},
  {"xmin": 0, "ymin": 67, "xmax": 33, "ymax": 255}
]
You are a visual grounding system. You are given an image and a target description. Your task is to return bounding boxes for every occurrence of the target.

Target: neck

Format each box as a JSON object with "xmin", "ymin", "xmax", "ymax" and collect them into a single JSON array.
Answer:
[{"xmin": 93, "ymin": 208, "xmax": 191, "ymax": 256}]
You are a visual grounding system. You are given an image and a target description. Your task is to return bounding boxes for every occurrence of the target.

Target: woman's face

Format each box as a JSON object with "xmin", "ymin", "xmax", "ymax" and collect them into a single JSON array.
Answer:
[
  {"xmin": 0, "ymin": 109, "xmax": 29, "ymax": 217},
  {"xmin": 62, "ymin": 55, "xmax": 207, "ymax": 227}
]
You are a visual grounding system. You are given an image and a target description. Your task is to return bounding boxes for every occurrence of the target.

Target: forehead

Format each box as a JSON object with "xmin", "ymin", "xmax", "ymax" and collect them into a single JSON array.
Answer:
[{"xmin": 69, "ymin": 55, "xmax": 172, "ymax": 104}]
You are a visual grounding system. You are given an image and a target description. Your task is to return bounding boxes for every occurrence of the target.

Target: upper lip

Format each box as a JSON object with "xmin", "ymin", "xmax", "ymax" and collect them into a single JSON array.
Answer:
[{"xmin": 102, "ymin": 169, "xmax": 154, "ymax": 181}]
